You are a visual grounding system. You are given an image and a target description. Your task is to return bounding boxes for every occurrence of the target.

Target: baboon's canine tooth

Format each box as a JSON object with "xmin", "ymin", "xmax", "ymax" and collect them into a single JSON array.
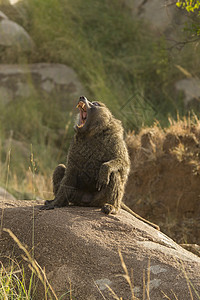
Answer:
[{"xmin": 77, "ymin": 123, "xmax": 84, "ymax": 128}]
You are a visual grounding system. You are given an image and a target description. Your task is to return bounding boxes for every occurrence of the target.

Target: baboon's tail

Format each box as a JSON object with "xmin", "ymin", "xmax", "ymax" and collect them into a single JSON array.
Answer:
[{"xmin": 121, "ymin": 203, "xmax": 160, "ymax": 231}]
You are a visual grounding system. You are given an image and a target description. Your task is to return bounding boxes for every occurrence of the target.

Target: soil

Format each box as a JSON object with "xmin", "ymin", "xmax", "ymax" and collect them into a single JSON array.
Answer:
[{"xmin": 125, "ymin": 118, "xmax": 200, "ymax": 244}]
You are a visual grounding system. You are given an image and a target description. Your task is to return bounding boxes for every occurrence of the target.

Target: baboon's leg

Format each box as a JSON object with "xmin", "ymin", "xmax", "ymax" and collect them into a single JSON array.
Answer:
[
  {"xmin": 40, "ymin": 165, "xmax": 78, "ymax": 210},
  {"xmin": 70, "ymin": 191, "xmax": 94, "ymax": 207},
  {"xmin": 53, "ymin": 164, "xmax": 66, "ymax": 196},
  {"xmin": 41, "ymin": 164, "xmax": 66, "ymax": 209},
  {"xmin": 93, "ymin": 172, "xmax": 124, "ymax": 214}
]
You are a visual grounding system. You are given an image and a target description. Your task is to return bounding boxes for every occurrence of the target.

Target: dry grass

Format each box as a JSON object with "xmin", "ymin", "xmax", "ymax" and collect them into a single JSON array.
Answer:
[
  {"xmin": 127, "ymin": 113, "xmax": 200, "ymax": 166},
  {"xmin": 1, "ymin": 228, "xmax": 72, "ymax": 300},
  {"xmin": 1, "ymin": 233, "xmax": 199, "ymax": 300},
  {"xmin": 125, "ymin": 114, "xmax": 200, "ymax": 245},
  {"xmin": 105, "ymin": 250, "xmax": 200, "ymax": 300},
  {"xmin": 0, "ymin": 137, "xmax": 54, "ymax": 202}
]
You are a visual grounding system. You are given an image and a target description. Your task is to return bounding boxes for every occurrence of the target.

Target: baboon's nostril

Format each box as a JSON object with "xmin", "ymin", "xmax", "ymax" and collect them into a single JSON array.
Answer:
[{"xmin": 79, "ymin": 96, "xmax": 86, "ymax": 101}]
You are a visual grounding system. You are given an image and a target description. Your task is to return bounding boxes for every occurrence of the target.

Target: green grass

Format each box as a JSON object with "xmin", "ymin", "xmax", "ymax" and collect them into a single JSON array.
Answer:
[
  {"xmin": 0, "ymin": 92, "xmax": 69, "ymax": 196},
  {"xmin": 0, "ymin": 229, "xmax": 61, "ymax": 300},
  {"xmin": 0, "ymin": 260, "xmax": 36, "ymax": 300},
  {"xmin": 10, "ymin": 0, "xmax": 188, "ymax": 128}
]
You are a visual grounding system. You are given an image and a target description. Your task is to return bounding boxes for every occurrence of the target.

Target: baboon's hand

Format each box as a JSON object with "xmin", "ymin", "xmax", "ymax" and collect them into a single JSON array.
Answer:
[{"xmin": 96, "ymin": 163, "xmax": 111, "ymax": 191}]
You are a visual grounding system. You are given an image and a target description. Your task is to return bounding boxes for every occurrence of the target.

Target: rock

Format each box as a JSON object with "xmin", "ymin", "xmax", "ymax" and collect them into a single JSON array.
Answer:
[
  {"xmin": 0, "ymin": 10, "xmax": 34, "ymax": 61},
  {"xmin": 1, "ymin": 201, "xmax": 200, "ymax": 300},
  {"xmin": 0, "ymin": 186, "xmax": 16, "ymax": 201},
  {"xmin": 124, "ymin": 0, "xmax": 185, "ymax": 37},
  {"xmin": 175, "ymin": 77, "xmax": 200, "ymax": 107},
  {"xmin": 0, "ymin": 10, "xmax": 8, "ymax": 20},
  {"xmin": 0, "ymin": 198, "xmax": 43, "ymax": 208},
  {"xmin": 3, "ymin": 138, "xmax": 30, "ymax": 158},
  {"xmin": 0, "ymin": 63, "xmax": 86, "ymax": 108},
  {"xmin": 181, "ymin": 244, "xmax": 200, "ymax": 257},
  {"xmin": 0, "ymin": 18, "xmax": 33, "ymax": 49}
]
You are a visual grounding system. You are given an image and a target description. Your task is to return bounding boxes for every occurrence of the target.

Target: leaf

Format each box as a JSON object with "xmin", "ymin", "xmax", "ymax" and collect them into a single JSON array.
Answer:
[{"xmin": 176, "ymin": 2, "xmax": 182, "ymax": 7}]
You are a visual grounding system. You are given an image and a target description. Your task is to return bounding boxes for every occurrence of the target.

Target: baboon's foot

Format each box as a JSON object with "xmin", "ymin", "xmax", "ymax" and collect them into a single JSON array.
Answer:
[
  {"xmin": 101, "ymin": 203, "xmax": 118, "ymax": 215},
  {"xmin": 39, "ymin": 204, "xmax": 55, "ymax": 210},
  {"xmin": 45, "ymin": 200, "xmax": 54, "ymax": 205},
  {"xmin": 39, "ymin": 200, "xmax": 56, "ymax": 210}
]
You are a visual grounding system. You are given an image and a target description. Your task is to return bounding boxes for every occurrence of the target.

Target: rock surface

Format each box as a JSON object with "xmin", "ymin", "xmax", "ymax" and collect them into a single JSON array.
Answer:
[
  {"xmin": 1, "ymin": 200, "xmax": 200, "ymax": 300},
  {"xmin": 0, "ymin": 187, "xmax": 16, "ymax": 201},
  {"xmin": 0, "ymin": 63, "xmax": 85, "ymax": 108},
  {"xmin": 0, "ymin": 18, "xmax": 33, "ymax": 49},
  {"xmin": 0, "ymin": 198, "xmax": 43, "ymax": 208},
  {"xmin": 124, "ymin": 0, "xmax": 185, "ymax": 37},
  {"xmin": 0, "ymin": 10, "xmax": 8, "ymax": 20},
  {"xmin": 0, "ymin": 10, "xmax": 34, "ymax": 61},
  {"xmin": 175, "ymin": 77, "xmax": 200, "ymax": 106}
]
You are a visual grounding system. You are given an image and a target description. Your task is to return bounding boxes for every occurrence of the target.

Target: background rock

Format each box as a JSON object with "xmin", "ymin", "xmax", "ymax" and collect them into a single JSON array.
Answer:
[
  {"xmin": 0, "ymin": 18, "xmax": 33, "ymax": 49},
  {"xmin": 0, "ymin": 201, "xmax": 200, "ymax": 300},
  {"xmin": 0, "ymin": 186, "xmax": 16, "ymax": 201},
  {"xmin": 0, "ymin": 10, "xmax": 34, "ymax": 61},
  {"xmin": 175, "ymin": 77, "xmax": 200, "ymax": 107},
  {"xmin": 0, "ymin": 10, "xmax": 8, "ymax": 20},
  {"xmin": 0, "ymin": 63, "xmax": 85, "ymax": 109},
  {"xmin": 124, "ymin": 0, "xmax": 185, "ymax": 38}
]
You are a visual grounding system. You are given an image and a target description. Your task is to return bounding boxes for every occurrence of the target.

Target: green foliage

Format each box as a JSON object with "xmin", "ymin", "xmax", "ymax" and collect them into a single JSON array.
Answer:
[
  {"xmin": 0, "ymin": 94, "xmax": 70, "ymax": 183},
  {"xmin": 176, "ymin": 0, "xmax": 200, "ymax": 12},
  {"xmin": 176, "ymin": 0, "xmax": 200, "ymax": 36},
  {"xmin": 0, "ymin": 95, "xmax": 66, "ymax": 143},
  {"xmin": 0, "ymin": 261, "xmax": 36, "ymax": 300}
]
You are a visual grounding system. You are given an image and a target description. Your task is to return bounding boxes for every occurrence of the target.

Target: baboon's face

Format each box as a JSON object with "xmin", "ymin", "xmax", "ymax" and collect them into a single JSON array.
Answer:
[{"xmin": 75, "ymin": 96, "xmax": 111, "ymax": 134}]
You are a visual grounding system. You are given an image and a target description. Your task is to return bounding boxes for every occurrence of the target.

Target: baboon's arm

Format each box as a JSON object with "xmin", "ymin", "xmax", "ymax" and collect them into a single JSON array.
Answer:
[{"xmin": 96, "ymin": 159, "xmax": 128, "ymax": 191}]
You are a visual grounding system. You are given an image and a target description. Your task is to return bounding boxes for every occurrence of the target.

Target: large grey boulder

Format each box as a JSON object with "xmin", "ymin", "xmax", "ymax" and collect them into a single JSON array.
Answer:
[
  {"xmin": 0, "ymin": 10, "xmax": 34, "ymax": 60},
  {"xmin": 0, "ymin": 187, "xmax": 16, "ymax": 201},
  {"xmin": 1, "ymin": 201, "xmax": 200, "ymax": 300},
  {"xmin": 124, "ymin": 0, "xmax": 185, "ymax": 37},
  {"xmin": 0, "ymin": 19, "xmax": 33, "ymax": 50},
  {"xmin": 0, "ymin": 63, "xmax": 86, "ymax": 108}
]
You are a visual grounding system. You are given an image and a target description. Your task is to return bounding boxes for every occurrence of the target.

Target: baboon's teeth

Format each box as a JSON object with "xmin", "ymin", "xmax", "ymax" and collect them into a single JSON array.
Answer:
[
  {"xmin": 76, "ymin": 101, "xmax": 86, "ymax": 110},
  {"xmin": 77, "ymin": 123, "xmax": 84, "ymax": 128}
]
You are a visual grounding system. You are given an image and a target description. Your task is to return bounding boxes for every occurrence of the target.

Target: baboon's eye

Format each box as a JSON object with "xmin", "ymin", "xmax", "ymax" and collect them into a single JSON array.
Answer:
[{"xmin": 92, "ymin": 102, "xmax": 100, "ymax": 106}]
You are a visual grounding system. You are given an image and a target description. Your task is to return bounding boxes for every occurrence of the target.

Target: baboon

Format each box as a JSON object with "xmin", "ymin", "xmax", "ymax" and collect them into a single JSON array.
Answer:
[{"xmin": 41, "ymin": 96, "xmax": 159, "ymax": 230}]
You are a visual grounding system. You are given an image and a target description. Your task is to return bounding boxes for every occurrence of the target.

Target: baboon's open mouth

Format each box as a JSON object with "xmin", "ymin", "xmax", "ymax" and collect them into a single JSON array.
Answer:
[{"xmin": 76, "ymin": 101, "xmax": 87, "ymax": 128}]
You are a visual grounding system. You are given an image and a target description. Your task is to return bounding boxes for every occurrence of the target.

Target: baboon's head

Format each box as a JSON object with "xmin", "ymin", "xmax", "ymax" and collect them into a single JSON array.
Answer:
[{"xmin": 75, "ymin": 96, "xmax": 112, "ymax": 135}]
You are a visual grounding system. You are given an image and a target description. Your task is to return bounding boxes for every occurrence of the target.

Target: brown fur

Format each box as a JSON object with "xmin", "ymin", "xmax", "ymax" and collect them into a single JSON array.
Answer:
[{"xmin": 41, "ymin": 96, "xmax": 159, "ymax": 230}]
